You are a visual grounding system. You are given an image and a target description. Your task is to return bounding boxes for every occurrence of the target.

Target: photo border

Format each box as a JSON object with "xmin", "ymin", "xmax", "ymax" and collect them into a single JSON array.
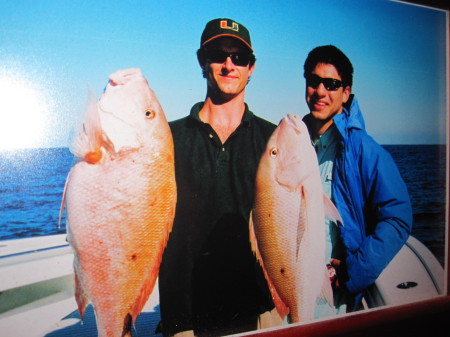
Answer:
[{"xmin": 0, "ymin": 1, "xmax": 447, "ymax": 336}]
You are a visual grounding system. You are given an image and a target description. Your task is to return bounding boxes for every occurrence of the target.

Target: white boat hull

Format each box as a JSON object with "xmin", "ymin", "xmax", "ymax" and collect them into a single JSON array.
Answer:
[
  {"xmin": 0, "ymin": 235, "xmax": 161, "ymax": 337},
  {"xmin": 364, "ymin": 236, "xmax": 445, "ymax": 308},
  {"xmin": 0, "ymin": 235, "xmax": 445, "ymax": 336}
]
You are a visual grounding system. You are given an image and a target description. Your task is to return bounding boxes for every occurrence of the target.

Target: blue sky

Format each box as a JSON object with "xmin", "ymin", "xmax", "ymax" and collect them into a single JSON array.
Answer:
[{"xmin": 0, "ymin": 0, "xmax": 447, "ymax": 149}]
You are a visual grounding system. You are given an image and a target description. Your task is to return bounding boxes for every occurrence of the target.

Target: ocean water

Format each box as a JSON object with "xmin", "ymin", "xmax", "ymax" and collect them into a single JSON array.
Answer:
[
  {"xmin": 0, "ymin": 148, "xmax": 72, "ymax": 239},
  {"xmin": 384, "ymin": 144, "xmax": 446, "ymax": 266},
  {"xmin": 0, "ymin": 145, "xmax": 447, "ymax": 265}
]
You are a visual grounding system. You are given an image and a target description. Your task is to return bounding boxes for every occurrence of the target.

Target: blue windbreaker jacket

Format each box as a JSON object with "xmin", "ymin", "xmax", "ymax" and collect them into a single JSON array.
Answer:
[{"xmin": 328, "ymin": 96, "xmax": 413, "ymax": 307}]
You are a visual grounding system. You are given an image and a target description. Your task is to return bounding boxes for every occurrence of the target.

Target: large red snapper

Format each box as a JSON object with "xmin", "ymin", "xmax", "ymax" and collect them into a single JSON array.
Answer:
[
  {"xmin": 63, "ymin": 68, "xmax": 176, "ymax": 337},
  {"xmin": 250, "ymin": 114, "xmax": 341, "ymax": 323}
]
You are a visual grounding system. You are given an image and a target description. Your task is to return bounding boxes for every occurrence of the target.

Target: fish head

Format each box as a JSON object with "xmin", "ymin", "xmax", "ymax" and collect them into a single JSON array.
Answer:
[
  {"xmin": 259, "ymin": 114, "xmax": 317, "ymax": 192},
  {"xmin": 98, "ymin": 68, "xmax": 169, "ymax": 154}
]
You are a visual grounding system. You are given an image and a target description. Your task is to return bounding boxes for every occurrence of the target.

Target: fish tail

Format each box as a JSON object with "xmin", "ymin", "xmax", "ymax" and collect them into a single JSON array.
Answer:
[
  {"xmin": 70, "ymin": 91, "xmax": 104, "ymax": 164},
  {"xmin": 321, "ymin": 267, "xmax": 335, "ymax": 311},
  {"xmin": 122, "ymin": 313, "xmax": 132, "ymax": 337},
  {"xmin": 289, "ymin": 308, "xmax": 300, "ymax": 324},
  {"xmin": 74, "ymin": 270, "xmax": 89, "ymax": 320}
]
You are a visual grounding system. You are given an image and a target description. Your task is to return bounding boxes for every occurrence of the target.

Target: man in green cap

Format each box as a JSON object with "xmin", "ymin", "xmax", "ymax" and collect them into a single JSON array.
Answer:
[{"xmin": 158, "ymin": 18, "xmax": 281, "ymax": 337}]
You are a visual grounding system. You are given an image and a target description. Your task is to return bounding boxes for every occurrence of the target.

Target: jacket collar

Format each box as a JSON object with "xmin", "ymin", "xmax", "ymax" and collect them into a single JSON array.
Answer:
[
  {"xmin": 302, "ymin": 94, "xmax": 366, "ymax": 142},
  {"xmin": 333, "ymin": 94, "xmax": 366, "ymax": 139}
]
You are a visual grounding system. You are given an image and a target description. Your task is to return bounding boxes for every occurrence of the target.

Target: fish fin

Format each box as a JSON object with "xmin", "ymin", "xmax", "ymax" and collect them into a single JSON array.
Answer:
[
  {"xmin": 101, "ymin": 132, "xmax": 118, "ymax": 159},
  {"xmin": 58, "ymin": 171, "xmax": 71, "ymax": 229},
  {"xmin": 320, "ymin": 267, "xmax": 335, "ymax": 310},
  {"xmin": 129, "ymin": 222, "xmax": 172, "ymax": 323},
  {"xmin": 249, "ymin": 213, "xmax": 290, "ymax": 320},
  {"xmin": 122, "ymin": 313, "xmax": 132, "ymax": 337},
  {"xmin": 248, "ymin": 211, "xmax": 259, "ymax": 257},
  {"xmin": 74, "ymin": 271, "xmax": 89, "ymax": 320},
  {"xmin": 268, "ymin": 275, "xmax": 290, "ymax": 320},
  {"xmin": 296, "ymin": 186, "xmax": 307, "ymax": 260},
  {"xmin": 70, "ymin": 91, "xmax": 105, "ymax": 163},
  {"xmin": 129, "ymin": 192, "xmax": 176, "ymax": 323},
  {"xmin": 323, "ymin": 193, "xmax": 343, "ymax": 227},
  {"xmin": 129, "ymin": 261, "xmax": 159, "ymax": 324},
  {"xmin": 129, "ymin": 277, "xmax": 156, "ymax": 325},
  {"xmin": 249, "ymin": 212, "xmax": 266, "ymax": 270}
]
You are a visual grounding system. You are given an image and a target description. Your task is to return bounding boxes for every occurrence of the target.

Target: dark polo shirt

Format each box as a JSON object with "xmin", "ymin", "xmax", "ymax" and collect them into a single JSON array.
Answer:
[{"xmin": 159, "ymin": 102, "xmax": 276, "ymax": 336}]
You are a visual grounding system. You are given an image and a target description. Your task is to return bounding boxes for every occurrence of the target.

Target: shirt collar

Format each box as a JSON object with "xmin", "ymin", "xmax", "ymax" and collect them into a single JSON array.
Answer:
[
  {"xmin": 313, "ymin": 123, "xmax": 339, "ymax": 149},
  {"xmin": 189, "ymin": 102, "xmax": 254, "ymax": 128}
]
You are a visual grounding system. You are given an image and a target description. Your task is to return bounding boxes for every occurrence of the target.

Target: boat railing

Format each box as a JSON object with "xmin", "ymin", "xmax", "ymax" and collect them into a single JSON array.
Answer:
[{"xmin": 0, "ymin": 234, "xmax": 76, "ymax": 337}]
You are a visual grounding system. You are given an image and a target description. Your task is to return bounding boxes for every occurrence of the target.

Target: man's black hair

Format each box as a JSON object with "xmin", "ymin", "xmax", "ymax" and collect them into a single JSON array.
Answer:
[{"xmin": 303, "ymin": 45, "xmax": 353, "ymax": 87}]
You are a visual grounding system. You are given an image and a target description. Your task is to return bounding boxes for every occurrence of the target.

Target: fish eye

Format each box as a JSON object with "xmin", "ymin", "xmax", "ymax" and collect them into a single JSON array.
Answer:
[
  {"xmin": 270, "ymin": 147, "xmax": 278, "ymax": 157},
  {"xmin": 145, "ymin": 110, "xmax": 156, "ymax": 119}
]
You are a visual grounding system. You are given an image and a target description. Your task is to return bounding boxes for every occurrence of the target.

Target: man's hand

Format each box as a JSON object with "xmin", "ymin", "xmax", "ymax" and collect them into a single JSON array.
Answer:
[{"xmin": 329, "ymin": 258, "xmax": 342, "ymax": 289}]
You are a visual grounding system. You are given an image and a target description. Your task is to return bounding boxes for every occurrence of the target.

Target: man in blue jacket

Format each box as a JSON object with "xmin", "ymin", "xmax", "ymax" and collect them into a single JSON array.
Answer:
[{"xmin": 302, "ymin": 45, "xmax": 413, "ymax": 314}]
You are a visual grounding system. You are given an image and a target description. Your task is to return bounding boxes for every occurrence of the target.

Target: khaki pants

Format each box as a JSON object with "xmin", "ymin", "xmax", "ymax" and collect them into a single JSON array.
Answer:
[{"xmin": 257, "ymin": 308, "xmax": 285, "ymax": 330}]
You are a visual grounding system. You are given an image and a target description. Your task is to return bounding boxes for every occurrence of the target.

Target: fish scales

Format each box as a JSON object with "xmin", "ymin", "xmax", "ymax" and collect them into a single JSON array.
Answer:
[
  {"xmin": 251, "ymin": 114, "xmax": 335, "ymax": 323},
  {"xmin": 64, "ymin": 68, "xmax": 176, "ymax": 337}
]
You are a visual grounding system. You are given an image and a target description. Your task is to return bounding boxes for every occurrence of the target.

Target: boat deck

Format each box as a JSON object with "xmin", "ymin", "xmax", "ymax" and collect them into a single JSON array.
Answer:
[
  {"xmin": 0, "ymin": 235, "xmax": 161, "ymax": 337},
  {"xmin": 40, "ymin": 292, "xmax": 161, "ymax": 337},
  {"xmin": 0, "ymin": 234, "xmax": 445, "ymax": 336}
]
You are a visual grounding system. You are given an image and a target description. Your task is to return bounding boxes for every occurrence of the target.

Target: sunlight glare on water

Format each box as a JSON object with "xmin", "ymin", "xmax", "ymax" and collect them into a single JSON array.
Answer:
[{"xmin": 0, "ymin": 73, "xmax": 50, "ymax": 151}]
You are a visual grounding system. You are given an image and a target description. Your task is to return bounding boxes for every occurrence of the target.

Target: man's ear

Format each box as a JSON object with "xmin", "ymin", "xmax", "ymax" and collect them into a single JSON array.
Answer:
[
  {"xmin": 342, "ymin": 86, "xmax": 351, "ymax": 104},
  {"xmin": 248, "ymin": 62, "xmax": 256, "ymax": 77},
  {"xmin": 197, "ymin": 48, "xmax": 206, "ymax": 67}
]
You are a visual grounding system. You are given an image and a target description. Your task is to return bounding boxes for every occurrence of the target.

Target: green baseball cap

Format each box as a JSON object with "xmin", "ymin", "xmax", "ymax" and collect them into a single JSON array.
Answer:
[{"xmin": 200, "ymin": 18, "xmax": 253, "ymax": 52}]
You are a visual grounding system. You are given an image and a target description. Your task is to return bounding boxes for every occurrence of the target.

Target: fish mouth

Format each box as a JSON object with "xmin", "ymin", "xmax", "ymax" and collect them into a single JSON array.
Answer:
[{"xmin": 284, "ymin": 114, "xmax": 302, "ymax": 135}]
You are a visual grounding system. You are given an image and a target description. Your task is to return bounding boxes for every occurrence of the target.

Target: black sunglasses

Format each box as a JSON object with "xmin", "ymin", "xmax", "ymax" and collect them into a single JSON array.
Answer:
[
  {"xmin": 205, "ymin": 50, "xmax": 253, "ymax": 67},
  {"xmin": 306, "ymin": 74, "xmax": 344, "ymax": 91}
]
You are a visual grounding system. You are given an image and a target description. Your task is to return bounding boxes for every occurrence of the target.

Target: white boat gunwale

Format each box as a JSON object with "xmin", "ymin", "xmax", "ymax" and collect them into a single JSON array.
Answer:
[{"xmin": 0, "ymin": 234, "xmax": 445, "ymax": 337}]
